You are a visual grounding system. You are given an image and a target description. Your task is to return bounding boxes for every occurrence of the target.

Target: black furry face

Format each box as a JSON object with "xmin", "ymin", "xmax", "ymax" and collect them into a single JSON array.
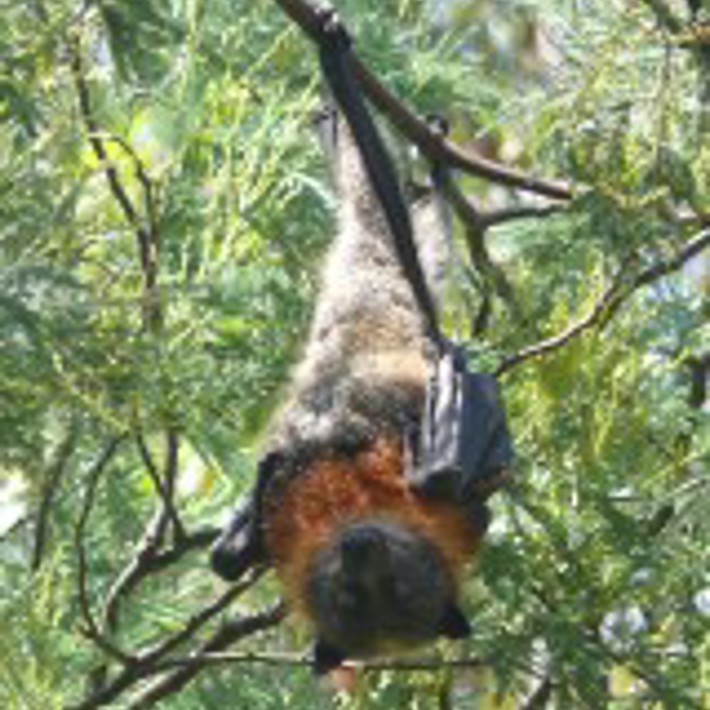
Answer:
[{"xmin": 306, "ymin": 517, "xmax": 459, "ymax": 657}]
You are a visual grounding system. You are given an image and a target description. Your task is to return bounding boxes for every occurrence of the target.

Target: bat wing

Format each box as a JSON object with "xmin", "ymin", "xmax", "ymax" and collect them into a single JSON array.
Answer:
[
  {"xmin": 210, "ymin": 490, "xmax": 262, "ymax": 581},
  {"xmin": 210, "ymin": 452, "xmax": 285, "ymax": 581},
  {"xmin": 407, "ymin": 345, "xmax": 514, "ymax": 507}
]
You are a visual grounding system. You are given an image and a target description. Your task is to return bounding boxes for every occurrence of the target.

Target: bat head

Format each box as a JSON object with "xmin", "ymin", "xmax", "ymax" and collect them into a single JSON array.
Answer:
[{"xmin": 306, "ymin": 517, "xmax": 470, "ymax": 673}]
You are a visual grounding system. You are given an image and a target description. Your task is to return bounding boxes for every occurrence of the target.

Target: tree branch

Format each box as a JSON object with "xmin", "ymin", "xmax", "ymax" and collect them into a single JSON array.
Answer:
[
  {"xmin": 103, "ymin": 430, "xmax": 190, "ymax": 632},
  {"xmin": 125, "ymin": 603, "xmax": 287, "ymax": 709},
  {"xmin": 69, "ymin": 33, "xmax": 161, "ymax": 331},
  {"xmin": 102, "ymin": 525, "xmax": 219, "ymax": 634},
  {"xmin": 444, "ymin": 178, "xmax": 524, "ymax": 323},
  {"xmin": 480, "ymin": 204, "xmax": 564, "ymax": 230},
  {"xmin": 31, "ymin": 421, "xmax": 80, "ymax": 571},
  {"xmin": 137, "ymin": 567, "xmax": 269, "ymax": 665},
  {"xmin": 496, "ymin": 228, "xmax": 710, "ymax": 375},
  {"xmin": 163, "ymin": 428, "xmax": 185, "ymax": 543},
  {"xmin": 70, "ymin": 39, "xmax": 143, "ymax": 232},
  {"xmin": 273, "ymin": 0, "xmax": 572, "ymax": 201},
  {"xmin": 70, "ymin": 569, "xmax": 271, "ymax": 710},
  {"xmin": 74, "ymin": 435, "xmax": 132, "ymax": 663},
  {"xmin": 496, "ymin": 270, "xmax": 621, "ymax": 375},
  {"xmin": 100, "ymin": 132, "xmax": 159, "ymax": 244},
  {"xmin": 152, "ymin": 650, "xmax": 488, "ymax": 673},
  {"xmin": 134, "ymin": 430, "xmax": 185, "ymax": 543}
]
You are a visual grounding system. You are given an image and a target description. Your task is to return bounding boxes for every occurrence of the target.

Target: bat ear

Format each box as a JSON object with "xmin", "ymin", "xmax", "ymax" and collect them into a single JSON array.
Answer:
[
  {"xmin": 438, "ymin": 603, "xmax": 471, "ymax": 639},
  {"xmin": 313, "ymin": 638, "xmax": 347, "ymax": 675}
]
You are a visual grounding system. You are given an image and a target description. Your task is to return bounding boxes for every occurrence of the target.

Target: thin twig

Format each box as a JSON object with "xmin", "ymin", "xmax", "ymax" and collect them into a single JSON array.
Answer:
[
  {"xmin": 496, "ymin": 229, "xmax": 710, "ymax": 375},
  {"xmin": 32, "ymin": 422, "xmax": 80, "ymax": 571},
  {"xmin": 152, "ymin": 650, "xmax": 488, "ymax": 673},
  {"xmin": 480, "ymin": 204, "xmax": 564, "ymax": 230},
  {"xmin": 137, "ymin": 567, "xmax": 269, "ymax": 665},
  {"xmin": 98, "ymin": 132, "xmax": 159, "ymax": 241},
  {"xmin": 70, "ymin": 39, "xmax": 143, "ymax": 232},
  {"xmin": 102, "ymin": 525, "xmax": 219, "ymax": 634},
  {"xmin": 273, "ymin": 0, "xmax": 572, "ymax": 201},
  {"xmin": 69, "ymin": 570, "xmax": 271, "ymax": 710},
  {"xmin": 444, "ymin": 178, "xmax": 524, "ymax": 323},
  {"xmin": 69, "ymin": 33, "xmax": 161, "ymax": 330},
  {"xmin": 125, "ymin": 603, "xmax": 287, "ymax": 709},
  {"xmin": 134, "ymin": 431, "xmax": 184, "ymax": 542},
  {"xmin": 74, "ymin": 435, "xmax": 132, "ymax": 664},
  {"xmin": 163, "ymin": 428, "xmax": 185, "ymax": 543},
  {"xmin": 496, "ymin": 272, "xmax": 621, "ymax": 375}
]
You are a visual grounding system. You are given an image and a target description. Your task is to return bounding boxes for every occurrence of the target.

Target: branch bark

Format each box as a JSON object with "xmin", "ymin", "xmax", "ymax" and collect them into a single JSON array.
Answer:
[
  {"xmin": 134, "ymin": 429, "xmax": 186, "ymax": 543},
  {"xmin": 443, "ymin": 177, "xmax": 525, "ymax": 325},
  {"xmin": 496, "ymin": 228, "xmax": 710, "ymax": 375},
  {"xmin": 69, "ymin": 33, "xmax": 161, "ymax": 331},
  {"xmin": 137, "ymin": 568, "xmax": 269, "ymax": 665},
  {"xmin": 32, "ymin": 421, "xmax": 80, "ymax": 571},
  {"xmin": 152, "ymin": 650, "xmax": 488, "ymax": 673},
  {"xmin": 103, "ymin": 429, "xmax": 202, "ymax": 632},
  {"xmin": 74, "ymin": 435, "xmax": 132, "ymax": 663},
  {"xmin": 125, "ymin": 603, "xmax": 287, "ymax": 709},
  {"xmin": 102, "ymin": 525, "xmax": 219, "ymax": 634},
  {"xmin": 69, "ymin": 570, "xmax": 272, "ymax": 710},
  {"xmin": 273, "ymin": 0, "xmax": 572, "ymax": 201}
]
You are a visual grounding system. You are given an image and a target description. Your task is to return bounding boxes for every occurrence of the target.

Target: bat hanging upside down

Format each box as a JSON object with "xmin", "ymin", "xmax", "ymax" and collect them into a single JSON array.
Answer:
[{"xmin": 211, "ymin": 113, "xmax": 510, "ymax": 674}]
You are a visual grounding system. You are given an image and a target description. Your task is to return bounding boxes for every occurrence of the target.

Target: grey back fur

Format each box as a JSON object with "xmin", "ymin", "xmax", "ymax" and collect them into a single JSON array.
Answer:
[{"xmin": 262, "ymin": 115, "xmax": 451, "ymax": 481}]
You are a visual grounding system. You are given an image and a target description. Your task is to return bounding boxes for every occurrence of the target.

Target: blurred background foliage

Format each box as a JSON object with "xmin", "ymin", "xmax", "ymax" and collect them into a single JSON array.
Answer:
[{"xmin": 0, "ymin": 0, "xmax": 707, "ymax": 708}]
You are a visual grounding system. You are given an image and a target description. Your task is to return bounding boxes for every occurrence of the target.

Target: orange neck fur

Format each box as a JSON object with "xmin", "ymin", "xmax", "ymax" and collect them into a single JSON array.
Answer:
[{"xmin": 264, "ymin": 438, "xmax": 481, "ymax": 615}]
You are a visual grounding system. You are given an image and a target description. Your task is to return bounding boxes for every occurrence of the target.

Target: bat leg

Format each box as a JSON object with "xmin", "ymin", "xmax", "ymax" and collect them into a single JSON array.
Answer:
[
  {"xmin": 438, "ymin": 603, "xmax": 471, "ymax": 639},
  {"xmin": 313, "ymin": 638, "xmax": 347, "ymax": 675}
]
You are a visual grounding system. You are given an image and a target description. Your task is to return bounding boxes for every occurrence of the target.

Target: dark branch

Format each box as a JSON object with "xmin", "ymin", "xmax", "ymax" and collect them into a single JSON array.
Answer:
[
  {"xmin": 163, "ymin": 428, "xmax": 186, "ymax": 543},
  {"xmin": 153, "ymin": 651, "xmax": 488, "ymax": 673},
  {"xmin": 32, "ymin": 422, "xmax": 80, "ymax": 571},
  {"xmin": 103, "ymin": 429, "xmax": 190, "ymax": 632},
  {"xmin": 125, "ymin": 603, "xmax": 287, "ymax": 708},
  {"xmin": 137, "ymin": 567, "xmax": 269, "ymax": 665},
  {"xmin": 622, "ymin": 228, "xmax": 709, "ymax": 290},
  {"xmin": 74, "ymin": 436, "xmax": 132, "ymax": 663},
  {"xmin": 134, "ymin": 431, "xmax": 184, "ymax": 542},
  {"xmin": 100, "ymin": 132, "xmax": 159, "ymax": 243},
  {"xmin": 273, "ymin": 0, "xmax": 572, "ymax": 201},
  {"xmin": 70, "ymin": 570, "xmax": 270, "ymax": 710},
  {"xmin": 102, "ymin": 525, "xmax": 219, "ymax": 634},
  {"xmin": 70, "ymin": 40, "xmax": 143, "ymax": 232},
  {"xmin": 480, "ymin": 204, "xmax": 564, "ymax": 230},
  {"xmin": 496, "ymin": 271, "xmax": 621, "ymax": 375},
  {"xmin": 496, "ymin": 229, "xmax": 710, "ymax": 375},
  {"xmin": 444, "ymin": 178, "xmax": 524, "ymax": 323},
  {"xmin": 686, "ymin": 352, "xmax": 709, "ymax": 410},
  {"xmin": 69, "ymin": 33, "xmax": 161, "ymax": 330}
]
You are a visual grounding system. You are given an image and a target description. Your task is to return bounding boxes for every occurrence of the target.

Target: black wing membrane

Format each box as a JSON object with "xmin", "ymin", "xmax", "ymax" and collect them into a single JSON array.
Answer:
[{"xmin": 409, "ymin": 343, "xmax": 513, "ymax": 506}]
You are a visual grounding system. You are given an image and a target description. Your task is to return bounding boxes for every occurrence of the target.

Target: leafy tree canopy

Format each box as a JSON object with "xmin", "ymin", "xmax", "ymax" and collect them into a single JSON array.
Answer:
[{"xmin": 0, "ymin": 0, "xmax": 707, "ymax": 708}]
